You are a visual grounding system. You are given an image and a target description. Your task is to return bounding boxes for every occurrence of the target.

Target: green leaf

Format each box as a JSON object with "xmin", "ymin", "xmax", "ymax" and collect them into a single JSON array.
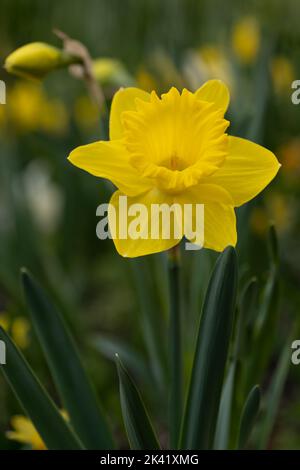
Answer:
[
  {"xmin": 268, "ymin": 224, "xmax": 279, "ymax": 267},
  {"xmin": 181, "ymin": 246, "xmax": 238, "ymax": 450},
  {"xmin": 213, "ymin": 361, "xmax": 236, "ymax": 449},
  {"xmin": 130, "ymin": 257, "xmax": 167, "ymax": 393},
  {"xmin": 0, "ymin": 327, "xmax": 83, "ymax": 450},
  {"xmin": 228, "ymin": 278, "xmax": 258, "ymax": 449},
  {"xmin": 238, "ymin": 385, "xmax": 261, "ymax": 449},
  {"xmin": 235, "ymin": 277, "xmax": 258, "ymax": 358},
  {"xmin": 241, "ymin": 227, "xmax": 280, "ymax": 403},
  {"xmin": 250, "ymin": 268, "xmax": 280, "ymax": 387},
  {"xmin": 116, "ymin": 354, "xmax": 160, "ymax": 450},
  {"xmin": 92, "ymin": 334, "xmax": 148, "ymax": 383},
  {"xmin": 257, "ymin": 340, "xmax": 291, "ymax": 449},
  {"xmin": 21, "ymin": 268, "xmax": 114, "ymax": 450}
]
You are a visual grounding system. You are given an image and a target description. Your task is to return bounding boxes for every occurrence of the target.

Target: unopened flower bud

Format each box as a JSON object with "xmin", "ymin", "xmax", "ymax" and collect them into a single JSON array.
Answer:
[{"xmin": 4, "ymin": 42, "xmax": 79, "ymax": 80}]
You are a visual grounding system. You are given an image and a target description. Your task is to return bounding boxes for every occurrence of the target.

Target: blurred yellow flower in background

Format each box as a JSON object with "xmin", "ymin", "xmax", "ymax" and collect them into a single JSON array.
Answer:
[
  {"xmin": 183, "ymin": 46, "xmax": 234, "ymax": 94},
  {"xmin": 266, "ymin": 193, "xmax": 292, "ymax": 234},
  {"xmin": 146, "ymin": 49, "xmax": 184, "ymax": 91},
  {"xmin": 0, "ymin": 312, "xmax": 9, "ymax": 331},
  {"xmin": 11, "ymin": 317, "xmax": 30, "ymax": 349},
  {"xmin": 250, "ymin": 206, "xmax": 269, "ymax": 238},
  {"xmin": 8, "ymin": 82, "xmax": 44, "ymax": 132},
  {"xmin": 69, "ymin": 80, "xmax": 280, "ymax": 257},
  {"xmin": 271, "ymin": 56, "xmax": 295, "ymax": 95},
  {"xmin": 4, "ymin": 42, "xmax": 77, "ymax": 81},
  {"xmin": 92, "ymin": 58, "xmax": 134, "ymax": 88},
  {"xmin": 232, "ymin": 16, "xmax": 260, "ymax": 64},
  {"xmin": 6, "ymin": 411, "xmax": 68, "ymax": 450},
  {"xmin": 251, "ymin": 194, "xmax": 292, "ymax": 238},
  {"xmin": 6, "ymin": 416, "xmax": 46, "ymax": 450},
  {"xmin": 39, "ymin": 99, "xmax": 69, "ymax": 135},
  {"xmin": 73, "ymin": 95, "xmax": 99, "ymax": 131},
  {"xmin": 0, "ymin": 312, "xmax": 30, "ymax": 349},
  {"xmin": 279, "ymin": 138, "xmax": 300, "ymax": 176},
  {"xmin": 136, "ymin": 67, "xmax": 158, "ymax": 93},
  {"xmin": 7, "ymin": 82, "xmax": 69, "ymax": 135}
]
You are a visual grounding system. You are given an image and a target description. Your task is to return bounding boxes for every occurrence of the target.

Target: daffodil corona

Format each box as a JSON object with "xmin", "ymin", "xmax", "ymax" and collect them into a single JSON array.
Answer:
[{"xmin": 69, "ymin": 80, "xmax": 280, "ymax": 257}]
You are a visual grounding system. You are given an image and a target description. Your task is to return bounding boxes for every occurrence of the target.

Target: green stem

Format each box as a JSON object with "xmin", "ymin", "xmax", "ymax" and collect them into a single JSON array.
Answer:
[{"xmin": 168, "ymin": 245, "xmax": 183, "ymax": 449}]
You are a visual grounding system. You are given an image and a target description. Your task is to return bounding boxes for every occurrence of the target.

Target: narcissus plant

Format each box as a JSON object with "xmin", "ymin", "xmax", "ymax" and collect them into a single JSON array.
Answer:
[{"xmin": 68, "ymin": 80, "xmax": 280, "ymax": 257}]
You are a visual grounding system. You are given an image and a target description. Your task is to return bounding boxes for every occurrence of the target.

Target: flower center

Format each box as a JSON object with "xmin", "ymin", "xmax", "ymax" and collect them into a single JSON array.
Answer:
[
  {"xmin": 122, "ymin": 87, "xmax": 229, "ymax": 193},
  {"xmin": 160, "ymin": 154, "xmax": 190, "ymax": 171}
]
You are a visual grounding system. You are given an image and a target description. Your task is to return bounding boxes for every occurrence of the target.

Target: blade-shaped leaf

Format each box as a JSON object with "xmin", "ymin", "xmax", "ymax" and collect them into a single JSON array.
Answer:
[
  {"xmin": 257, "ymin": 341, "xmax": 291, "ymax": 449},
  {"xmin": 130, "ymin": 257, "xmax": 167, "ymax": 392},
  {"xmin": 213, "ymin": 361, "xmax": 236, "ymax": 450},
  {"xmin": 116, "ymin": 354, "xmax": 160, "ymax": 450},
  {"xmin": 0, "ymin": 327, "xmax": 83, "ymax": 450},
  {"xmin": 21, "ymin": 268, "xmax": 113, "ymax": 450},
  {"xmin": 268, "ymin": 224, "xmax": 279, "ymax": 267},
  {"xmin": 238, "ymin": 385, "xmax": 261, "ymax": 449},
  {"xmin": 181, "ymin": 246, "xmax": 238, "ymax": 450},
  {"xmin": 249, "ymin": 267, "xmax": 280, "ymax": 388},
  {"xmin": 235, "ymin": 277, "xmax": 258, "ymax": 359},
  {"xmin": 92, "ymin": 334, "xmax": 149, "ymax": 384}
]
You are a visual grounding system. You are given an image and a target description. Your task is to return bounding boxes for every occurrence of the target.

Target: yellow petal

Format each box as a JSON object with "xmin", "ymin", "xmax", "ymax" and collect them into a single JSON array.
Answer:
[
  {"xmin": 176, "ymin": 191, "xmax": 237, "ymax": 251},
  {"xmin": 7, "ymin": 415, "xmax": 46, "ymax": 450},
  {"xmin": 110, "ymin": 87, "xmax": 150, "ymax": 140},
  {"xmin": 195, "ymin": 79, "xmax": 230, "ymax": 114},
  {"xmin": 203, "ymin": 203, "xmax": 237, "ymax": 251},
  {"xmin": 108, "ymin": 189, "xmax": 182, "ymax": 257},
  {"xmin": 204, "ymin": 136, "xmax": 281, "ymax": 207},
  {"xmin": 180, "ymin": 183, "xmax": 234, "ymax": 205},
  {"xmin": 68, "ymin": 140, "xmax": 151, "ymax": 196}
]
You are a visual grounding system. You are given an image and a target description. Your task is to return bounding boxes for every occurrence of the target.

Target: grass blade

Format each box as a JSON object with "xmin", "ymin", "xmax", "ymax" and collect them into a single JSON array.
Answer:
[
  {"xmin": 214, "ymin": 361, "xmax": 236, "ymax": 449},
  {"xmin": 257, "ymin": 342, "xmax": 291, "ymax": 449},
  {"xmin": 0, "ymin": 327, "xmax": 83, "ymax": 450},
  {"xmin": 116, "ymin": 354, "xmax": 160, "ymax": 450},
  {"xmin": 181, "ymin": 246, "xmax": 238, "ymax": 449},
  {"xmin": 21, "ymin": 268, "xmax": 114, "ymax": 450},
  {"xmin": 238, "ymin": 385, "xmax": 261, "ymax": 449}
]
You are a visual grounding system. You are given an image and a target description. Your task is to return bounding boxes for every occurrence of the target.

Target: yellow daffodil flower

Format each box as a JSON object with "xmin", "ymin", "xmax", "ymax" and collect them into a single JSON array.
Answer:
[
  {"xmin": 68, "ymin": 80, "xmax": 280, "ymax": 257},
  {"xmin": 4, "ymin": 42, "xmax": 77, "ymax": 81},
  {"xmin": 232, "ymin": 17, "xmax": 260, "ymax": 65},
  {"xmin": 92, "ymin": 58, "xmax": 134, "ymax": 88},
  {"xmin": 271, "ymin": 56, "xmax": 295, "ymax": 95},
  {"xmin": 8, "ymin": 82, "xmax": 68, "ymax": 135},
  {"xmin": 6, "ymin": 415, "xmax": 46, "ymax": 450},
  {"xmin": 0, "ymin": 312, "xmax": 9, "ymax": 331},
  {"xmin": 6, "ymin": 411, "xmax": 68, "ymax": 450},
  {"xmin": 74, "ymin": 95, "xmax": 99, "ymax": 131},
  {"xmin": 0, "ymin": 312, "xmax": 30, "ymax": 349},
  {"xmin": 279, "ymin": 138, "xmax": 300, "ymax": 175},
  {"xmin": 11, "ymin": 317, "xmax": 30, "ymax": 349}
]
